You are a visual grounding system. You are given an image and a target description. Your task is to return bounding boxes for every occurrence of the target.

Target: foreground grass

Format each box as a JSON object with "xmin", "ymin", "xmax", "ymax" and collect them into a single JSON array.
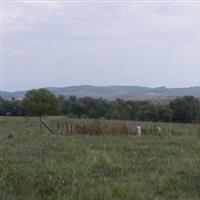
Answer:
[{"xmin": 0, "ymin": 117, "xmax": 200, "ymax": 200}]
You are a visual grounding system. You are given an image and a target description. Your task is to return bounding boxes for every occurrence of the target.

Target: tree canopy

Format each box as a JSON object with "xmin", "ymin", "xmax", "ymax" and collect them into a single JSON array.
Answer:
[
  {"xmin": 1, "ymin": 93, "xmax": 200, "ymax": 123},
  {"xmin": 23, "ymin": 89, "xmax": 60, "ymax": 116}
]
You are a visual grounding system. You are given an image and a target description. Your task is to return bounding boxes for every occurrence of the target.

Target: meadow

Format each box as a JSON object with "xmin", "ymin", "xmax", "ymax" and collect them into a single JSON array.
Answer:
[{"xmin": 1, "ymin": 116, "xmax": 200, "ymax": 200}]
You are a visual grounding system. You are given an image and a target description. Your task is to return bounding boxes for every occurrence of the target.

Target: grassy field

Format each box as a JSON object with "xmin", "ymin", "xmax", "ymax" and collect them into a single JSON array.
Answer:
[{"xmin": 1, "ymin": 117, "xmax": 200, "ymax": 200}]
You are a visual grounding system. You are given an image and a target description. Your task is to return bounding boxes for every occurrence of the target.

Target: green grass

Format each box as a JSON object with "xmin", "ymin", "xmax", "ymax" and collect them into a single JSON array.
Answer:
[{"xmin": 0, "ymin": 117, "xmax": 200, "ymax": 200}]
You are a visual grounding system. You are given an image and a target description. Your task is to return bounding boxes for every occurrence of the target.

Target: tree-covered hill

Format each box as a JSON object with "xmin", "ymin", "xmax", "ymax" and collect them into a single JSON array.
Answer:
[{"xmin": 1, "ymin": 85, "xmax": 200, "ymax": 100}]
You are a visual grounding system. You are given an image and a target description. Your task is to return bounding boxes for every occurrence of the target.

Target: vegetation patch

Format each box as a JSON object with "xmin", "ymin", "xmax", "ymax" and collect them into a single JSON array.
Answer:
[{"xmin": 0, "ymin": 117, "xmax": 200, "ymax": 199}]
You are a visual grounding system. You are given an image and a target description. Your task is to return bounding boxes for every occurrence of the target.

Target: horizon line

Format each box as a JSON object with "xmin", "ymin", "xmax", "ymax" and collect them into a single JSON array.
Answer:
[{"xmin": 2, "ymin": 84, "xmax": 200, "ymax": 93}]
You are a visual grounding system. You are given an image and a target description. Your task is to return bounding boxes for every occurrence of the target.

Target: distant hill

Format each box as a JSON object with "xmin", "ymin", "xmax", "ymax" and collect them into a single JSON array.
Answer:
[{"xmin": 1, "ymin": 85, "xmax": 200, "ymax": 100}]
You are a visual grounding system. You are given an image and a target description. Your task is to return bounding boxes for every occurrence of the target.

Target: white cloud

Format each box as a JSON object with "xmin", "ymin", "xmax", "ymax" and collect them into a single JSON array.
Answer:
[
  {"xmin": 2, "ymin": 0, "xmax": 65, "ymax": 33},
  {"xmin": 3, "ymin": 2, "xmax": 200, "ymax": 45},
  {"xmin": 3, "ymin": 1, "xmax": 200, "ymax": 90}
]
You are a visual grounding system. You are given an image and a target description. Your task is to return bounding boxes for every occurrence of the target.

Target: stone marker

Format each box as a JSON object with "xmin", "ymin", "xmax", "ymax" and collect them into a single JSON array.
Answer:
[
  {"xmin": 156, "ymin": 127, "xmax": 162, "ymax": 133},
  {"xmin": 137, "ymin": 126, "xmax": 142, "ymax": 136}
]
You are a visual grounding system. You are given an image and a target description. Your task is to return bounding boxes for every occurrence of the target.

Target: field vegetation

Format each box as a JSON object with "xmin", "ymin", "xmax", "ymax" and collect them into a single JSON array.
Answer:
[{"xmin": 1, "ymin": 116, "xmax": 200, "ymax": 200}]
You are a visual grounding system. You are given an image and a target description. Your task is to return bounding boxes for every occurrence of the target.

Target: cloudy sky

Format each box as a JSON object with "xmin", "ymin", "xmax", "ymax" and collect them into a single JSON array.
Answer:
[{"xmin": 1, "ymin": 0, "xmax": 200, "ymax": 91}]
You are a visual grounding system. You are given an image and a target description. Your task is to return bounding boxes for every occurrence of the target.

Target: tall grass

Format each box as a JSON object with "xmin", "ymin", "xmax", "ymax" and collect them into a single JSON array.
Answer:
[
  {"xmin": 1, "ymin": 117, "xmax": 200, "ymax": 200},
  {"xmin": 46, "ymin": 117, "xmax": 200, "ymax": 136}
]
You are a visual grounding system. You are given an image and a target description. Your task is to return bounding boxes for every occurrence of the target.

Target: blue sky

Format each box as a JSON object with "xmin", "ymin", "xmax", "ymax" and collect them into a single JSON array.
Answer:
[{"xmin": 1, "ymin": 0, "xmax": 200, "ymax": 91}]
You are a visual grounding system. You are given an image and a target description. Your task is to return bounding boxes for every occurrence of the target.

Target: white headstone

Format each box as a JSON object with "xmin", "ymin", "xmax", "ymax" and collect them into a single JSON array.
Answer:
[
  {"xmin": 157, "ymin": 127, "xmax": 162, "ymax": 133},
  {"xmin": 137, "ymin": 126, "xmax": 142, "ymax": 136}
]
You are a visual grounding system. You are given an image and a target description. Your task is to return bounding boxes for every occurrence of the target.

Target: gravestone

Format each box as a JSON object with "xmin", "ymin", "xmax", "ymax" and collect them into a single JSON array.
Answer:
[{"xmin": 137, "ymin": 126, "xmax": 142, "ymax": 136}]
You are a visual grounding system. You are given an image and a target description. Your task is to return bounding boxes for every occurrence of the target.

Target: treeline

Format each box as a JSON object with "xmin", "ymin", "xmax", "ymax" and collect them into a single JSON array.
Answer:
[{"xmin": 0, "ymin": 95, "xmax": 200, "ymax": 123}]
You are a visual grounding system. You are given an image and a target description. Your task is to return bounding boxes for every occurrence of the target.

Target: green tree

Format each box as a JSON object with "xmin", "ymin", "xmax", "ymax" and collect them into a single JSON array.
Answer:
[
  {"xmin": 157, "ymin": 104, "xmax": 172, "ymax": 122},
  {"xmin": 23, "ymin": 89, "xmax": 60, "ymax": 116},
  {"xmin": 23, "ymin": 89, "xmax": 60, "ymax": 132},
  {"xmin": 135, "ymin": 101, "xmax": 158, "ymax": 122},
  {"xmin": 71, "ymin": 101, "xmax": 87, "ymax": 118},
  {"xmin": 106, "ymin": 101, "xmax": 121, "ymax": 119},
  {"xmin": 170, "ymin": 96, "xmax": 200, "ymax": 123}
]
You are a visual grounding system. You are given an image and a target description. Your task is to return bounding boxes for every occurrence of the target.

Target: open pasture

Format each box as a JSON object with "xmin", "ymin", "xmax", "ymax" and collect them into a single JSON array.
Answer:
[{"xmin": 0, "ymin": 117, "xmax": 200, "ymax": 200}]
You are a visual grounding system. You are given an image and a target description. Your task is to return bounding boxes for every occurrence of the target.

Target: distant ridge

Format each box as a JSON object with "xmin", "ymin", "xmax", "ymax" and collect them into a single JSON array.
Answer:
[{"xmin": 1, "ymin": 85, "xmax": 200, "ymax": 100}]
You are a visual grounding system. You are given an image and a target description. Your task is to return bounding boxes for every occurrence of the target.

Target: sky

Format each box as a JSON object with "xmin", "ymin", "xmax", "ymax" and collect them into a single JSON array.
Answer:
[{"xmin": 1, "ymin": 0, "xmax": 200, "ymax": 91}]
